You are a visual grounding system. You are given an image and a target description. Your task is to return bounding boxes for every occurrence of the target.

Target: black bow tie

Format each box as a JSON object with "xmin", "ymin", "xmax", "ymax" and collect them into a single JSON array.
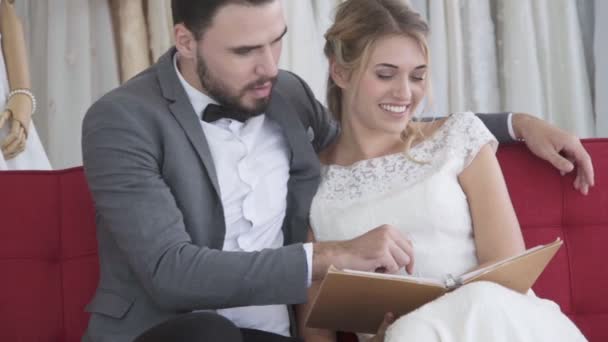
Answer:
[{"xmin": 202, "ymin": 104, "xmax": 248, "ymax": 123}]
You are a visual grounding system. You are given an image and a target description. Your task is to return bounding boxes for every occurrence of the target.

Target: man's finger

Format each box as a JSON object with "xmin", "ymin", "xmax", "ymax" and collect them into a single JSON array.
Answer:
[
  {"xmin": 574, "ymin": 152, "xmax": 595, "ymax": 187},
  {"xmin": 389, "ymin": 233, "xmax": 414, "ymax": 274},
  {"xmin": 405, "ymin": 257, "xmax": 414, "ymax": 275},
  {"xmin": 546, "ymin": 150, "xmax": 575, "ymax": 173},
  {"xmin": 386, "ymin": 229, "xmax": 414, "ymax": 257},
  {"xmin": 580, "ymin": 183, "xmax": 589, "ymax": 196},
  {"xmin": 389, "ymin": 242, "xmax": 411, "ymax": 271},
  {"xmin": 576, "ymin": 172, "xmax": 590, "ymax": 196},
  {"xmin": 380, "ymin": 253, "xmax": 400, "ymax": 274},
  {"xmin": 563, "ymin": 140, "xmax": 595, "ymax": 187}
]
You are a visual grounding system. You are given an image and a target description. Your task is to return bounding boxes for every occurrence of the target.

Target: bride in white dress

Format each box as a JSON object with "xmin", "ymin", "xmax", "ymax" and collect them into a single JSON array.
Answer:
[{"xmin": 298, "ymin": 1, "xmax": 586, "ymax": 341}]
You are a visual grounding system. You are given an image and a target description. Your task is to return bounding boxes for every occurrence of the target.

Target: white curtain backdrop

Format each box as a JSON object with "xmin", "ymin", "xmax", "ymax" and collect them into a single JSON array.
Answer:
[
  {"xmin": 596, "ymin": 0, "xmax": 608, "ymax": 136},
  {"xmin": 147, "ymin": 0, "xmax": 174, "ymax": 62},
  {"xmin": 6, "ymin": 0, "xmax": 604, "ymax": 169},
  {"xmin": 283, "ymin": 0, "xmax": 600, "ymax": 139},
  {"xmin": 15, "ymin": 0, "xmax": 120, "ymax": 169},
  {"xmin": 424, "ymin": 0, "xmax": 598, "ymax": 136},
  {"xmin": 424, "ymin": 0, "xmax": 500, "ymax": 117},
  {"xmin": 280, "ymin": 0, "xmax": 341, "ymax": 105},
  {"xmin": 407, "ymin": 0, "xmax": 597, "ymax": 137},
  {"xmin": 497, "ymin": 0, "xmax": 595, "ymax": 137}
]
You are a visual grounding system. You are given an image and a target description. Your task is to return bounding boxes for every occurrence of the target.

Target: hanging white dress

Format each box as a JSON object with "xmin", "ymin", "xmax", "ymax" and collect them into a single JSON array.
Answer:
[{"xmin": 0, "ymin": 33, "xmax": 51, "ymax": 170}]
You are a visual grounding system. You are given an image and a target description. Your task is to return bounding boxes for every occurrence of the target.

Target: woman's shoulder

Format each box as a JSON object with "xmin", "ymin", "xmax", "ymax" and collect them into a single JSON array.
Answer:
[
  {"xmin": 446, "ymin": 112, "xmax": 497, "ymax": 143},
  {"xmin": 409, "ymin": 116, "xmax": 450, "ymax": 139},
  {"xmin": 414, "ymin": 112, "xmax": 493, "ymax": 142}
]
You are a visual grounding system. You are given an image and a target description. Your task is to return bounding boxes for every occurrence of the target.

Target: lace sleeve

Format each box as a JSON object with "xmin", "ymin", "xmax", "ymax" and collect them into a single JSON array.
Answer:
[{"xmin": 451, "ymin": 112, "xmax": 499, "ymax": 173}]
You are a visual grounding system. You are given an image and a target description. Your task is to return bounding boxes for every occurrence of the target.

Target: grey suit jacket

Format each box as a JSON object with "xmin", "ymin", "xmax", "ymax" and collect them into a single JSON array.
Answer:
[
  {"xmin": 81, "ymin": 47, "xmax": 513, "ymax": 342},
  {"xmin": 81, "ymin": 48, "xmax": 337, "ymax": 342}
]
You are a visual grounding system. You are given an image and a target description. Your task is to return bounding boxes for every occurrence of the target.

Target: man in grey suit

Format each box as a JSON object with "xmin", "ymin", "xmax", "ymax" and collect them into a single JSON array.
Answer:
[{"xmin": 81, "ymin": 0, "xmax": 594, "ymax": 341}]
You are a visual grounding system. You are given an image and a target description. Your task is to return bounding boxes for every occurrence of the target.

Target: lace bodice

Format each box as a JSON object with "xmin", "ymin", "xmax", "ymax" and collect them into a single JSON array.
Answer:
[{"xmin": 310, "ymin": 112, "xmax": 498, "ymax": 279}]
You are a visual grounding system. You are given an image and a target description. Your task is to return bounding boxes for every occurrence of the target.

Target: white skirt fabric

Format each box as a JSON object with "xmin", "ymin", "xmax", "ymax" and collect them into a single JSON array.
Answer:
[{"xmin": 384, "ymin": 282, "xmax": 587, "ymax": 342}]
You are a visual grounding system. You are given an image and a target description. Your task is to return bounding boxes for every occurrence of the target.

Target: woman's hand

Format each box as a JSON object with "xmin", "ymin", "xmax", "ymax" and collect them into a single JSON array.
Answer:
[{"xmin": 366, "ymin": 312, "xmax": 395, "ymax": 342}]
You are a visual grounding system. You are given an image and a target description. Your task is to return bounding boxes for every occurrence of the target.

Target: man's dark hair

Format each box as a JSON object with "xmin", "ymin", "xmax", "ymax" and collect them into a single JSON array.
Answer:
[{"xmin": 172, "ymin": 0, "xmax": 275, "ymax": 40}]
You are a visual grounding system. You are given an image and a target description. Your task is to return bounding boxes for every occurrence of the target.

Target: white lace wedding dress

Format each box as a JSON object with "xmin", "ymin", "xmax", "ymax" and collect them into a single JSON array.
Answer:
[{"xmin": 310, "ymin": 113, "xmax": 586, "ymax": 341}]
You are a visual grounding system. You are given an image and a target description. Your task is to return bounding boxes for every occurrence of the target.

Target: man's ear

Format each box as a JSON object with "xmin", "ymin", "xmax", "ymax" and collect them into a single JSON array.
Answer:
[
  {"xmin": 330, "ymin": 60, "xmax": 350, "ymax": 89},
  {"xmin": 174, "ymin": 23, "xmax": 198, "ymax": 59}
]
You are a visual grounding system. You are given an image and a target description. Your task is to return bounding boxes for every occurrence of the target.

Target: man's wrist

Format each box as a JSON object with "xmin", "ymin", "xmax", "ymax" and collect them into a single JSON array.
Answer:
[
  {"xmin": 311, "ymin": 241, "xmax": 343, "ymax": 281},
  {"xmin": 303, "ymin": 243, "xmax": 313, "ymax": 287},
  {"xmin": 507, "ymin": 113, "xmax": 517, "ymax": 141},
  {"xmin": 511, "ymin": 112, "xmax": 533, "ymax": 142}
]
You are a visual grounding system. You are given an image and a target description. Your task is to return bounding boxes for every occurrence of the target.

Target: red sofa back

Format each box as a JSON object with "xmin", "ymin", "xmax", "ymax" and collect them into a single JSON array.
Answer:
[
  {"xmin": 1, "ymin": 139, "xmax": 607, "ymax": 341},
  {"xmin": 0, "ymin": 168, "xmax": 99, "ymax": 342},
  {"xmin": 499, "ymin": 139, "xmax": 608, "ymax": 341}
]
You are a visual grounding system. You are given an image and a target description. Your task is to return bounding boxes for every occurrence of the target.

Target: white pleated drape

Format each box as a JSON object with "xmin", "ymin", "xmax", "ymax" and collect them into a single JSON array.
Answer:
[
  {"xmin": 424, "ymin": 0, "xmax": 500, "ymax": 116},
  {"xmin": 497, "ymin": 0, "xmax": 595, "ymax": 137},
  {"xmin": 408, "ymin": 0, "xmax": 597, "ymax": 137},
  {"xmin": 6, "ymin": 0, "xmax": 603, "ymax": 169},
  {"xmin": 596, "ymin": 0, "xmax": 608, "ymax": 136},
  {"xmin": 279, "ymin": 0, "xmax": 341, "ymax": 105},
  {"xmin": 15, "ymin": 0, "xmax": 120, "ymax": 169},
  {"xmin": 147, "ymin": 0, "xmax": 174, "ymax": 62}
]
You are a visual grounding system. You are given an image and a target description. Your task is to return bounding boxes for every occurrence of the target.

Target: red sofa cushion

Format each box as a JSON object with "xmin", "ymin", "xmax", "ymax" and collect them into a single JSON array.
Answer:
[
  {"xmin": 0, "ymin": 169, "xmax": 98, "ymax": 342},
  {"xmin": 500, "ymin": 139, "xmax": 608, "ymax": 342},
  {"xmin": 0, "ymin": 139, "xmax": 607, "ymax": 341}
]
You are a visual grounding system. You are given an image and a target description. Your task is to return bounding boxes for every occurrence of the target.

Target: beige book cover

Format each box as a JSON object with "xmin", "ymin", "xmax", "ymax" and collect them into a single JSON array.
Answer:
[{"xmin": 305, "ymin": 238, "xmax": 563, "ymax": 334}]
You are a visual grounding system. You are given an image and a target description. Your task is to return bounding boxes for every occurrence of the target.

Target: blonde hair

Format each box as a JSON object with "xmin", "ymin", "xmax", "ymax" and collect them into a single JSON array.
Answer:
[{"xmin": 324, "ymin": 0, "xmax": 431, "ymax": 154}]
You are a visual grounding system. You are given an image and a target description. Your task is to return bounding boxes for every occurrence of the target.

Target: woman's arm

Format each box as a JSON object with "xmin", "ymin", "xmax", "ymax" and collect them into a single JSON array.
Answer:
[
  {"xmin": 458, "ymin": 144, "xmax": 526, "ymax": 265},
  {"xmin": 296, "ymin": 228, "xmax": 337, "ymax": 342}
]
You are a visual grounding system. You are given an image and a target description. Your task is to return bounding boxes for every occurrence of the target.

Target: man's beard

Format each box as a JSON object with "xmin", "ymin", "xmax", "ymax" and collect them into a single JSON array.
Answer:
[{"xmin": 196, "ymin": 54, "xmax": 276, "ymax": 121}]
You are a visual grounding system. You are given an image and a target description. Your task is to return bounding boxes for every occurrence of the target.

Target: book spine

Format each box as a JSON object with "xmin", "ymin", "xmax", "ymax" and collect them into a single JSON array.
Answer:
[{"xmin": 444, "ymin": 274, "xmax": 462, "ymax": 290}]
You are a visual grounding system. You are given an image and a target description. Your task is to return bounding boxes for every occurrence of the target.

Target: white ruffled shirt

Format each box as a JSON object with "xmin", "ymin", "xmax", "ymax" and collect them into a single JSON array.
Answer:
[{"xmin": 174, "ymin": 54, "xmax": 311, "ymax": 337}]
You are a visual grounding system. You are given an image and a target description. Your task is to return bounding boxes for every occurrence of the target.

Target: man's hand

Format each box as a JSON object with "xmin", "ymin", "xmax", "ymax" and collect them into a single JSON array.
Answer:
[
  {"xmin": 513, "ymin": 113, "xmax": 594, "ymax": 195},
  {"xmin": 312, "ymin": 225, "xmax": 414, "ymax": 281}
]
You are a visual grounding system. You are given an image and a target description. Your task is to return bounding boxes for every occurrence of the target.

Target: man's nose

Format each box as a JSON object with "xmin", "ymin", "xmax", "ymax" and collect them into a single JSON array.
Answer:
[{"xmin": 255, "ymin": 46, "xmax": 278, "ymax": 78}]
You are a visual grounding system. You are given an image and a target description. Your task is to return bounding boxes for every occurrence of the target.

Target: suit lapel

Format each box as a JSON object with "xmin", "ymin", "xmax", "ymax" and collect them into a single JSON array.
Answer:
[
  {"xmin": 265, "ymin": 91, "xmax": 306, "ymax": 163},
  {"xmin": 266, "ymin": 89, "xmax": 321, "ymax": 245},
  {"xmin": 156, "ymin": 48, "xmax": 221, "ymax": 197},
  {"xmin": 155, "ymin": 49, "xmax": 316, "ymax": 244}
]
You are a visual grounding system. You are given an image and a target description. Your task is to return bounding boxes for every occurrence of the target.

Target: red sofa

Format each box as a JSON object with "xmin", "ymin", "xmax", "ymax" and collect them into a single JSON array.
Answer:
[{"xmin": 1, "ymin": 140, "xmax": 607, "ymax": 341}]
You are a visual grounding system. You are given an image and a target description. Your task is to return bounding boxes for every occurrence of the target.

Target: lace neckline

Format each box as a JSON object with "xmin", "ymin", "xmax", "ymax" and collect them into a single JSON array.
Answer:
[{"xmin": 322, "ymin": 115, "xmax": 455, "ymax": 170}]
